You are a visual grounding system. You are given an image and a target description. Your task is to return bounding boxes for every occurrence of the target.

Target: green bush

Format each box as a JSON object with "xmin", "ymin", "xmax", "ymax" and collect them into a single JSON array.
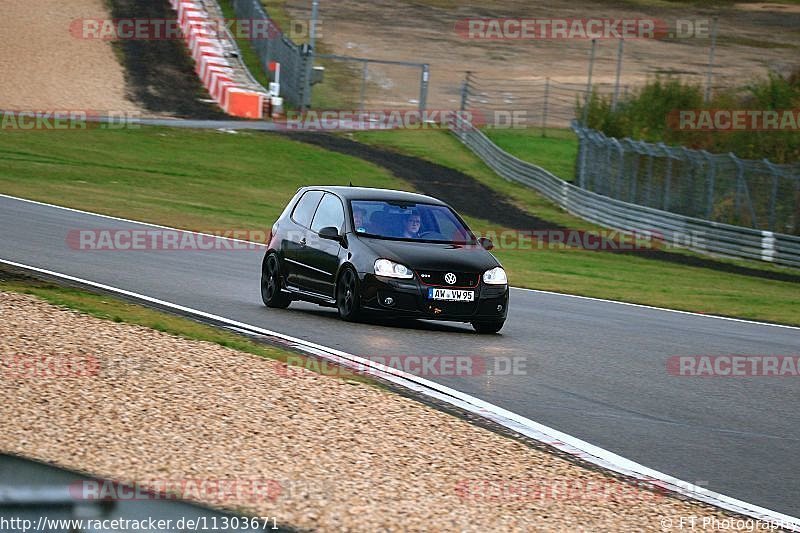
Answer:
[{"xmin": 576, "ymin": 70, "xmax": 800, "ymax": 163}]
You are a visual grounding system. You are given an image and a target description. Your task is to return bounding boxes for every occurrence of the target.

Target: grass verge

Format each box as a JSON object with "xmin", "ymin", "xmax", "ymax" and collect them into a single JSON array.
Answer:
[
  {"xmin": 482, "ymin": 127, "xmax": 579, "ymax": 181},
  {"xmin": 0, "ymin": 126, "xmax": 410, "ymax": 231}
]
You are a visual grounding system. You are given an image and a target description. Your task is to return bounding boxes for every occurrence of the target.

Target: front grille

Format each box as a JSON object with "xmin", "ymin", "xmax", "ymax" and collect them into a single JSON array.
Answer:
[{"xmin": 416, "ymin": 270, "xmax": 479, "ymax": 288}]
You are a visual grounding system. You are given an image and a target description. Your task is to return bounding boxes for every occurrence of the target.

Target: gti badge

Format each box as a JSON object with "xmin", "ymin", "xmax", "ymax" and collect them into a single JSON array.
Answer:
[{"xmin": 444, "ymin": 272, "xmax": 457, "ymax": 285}]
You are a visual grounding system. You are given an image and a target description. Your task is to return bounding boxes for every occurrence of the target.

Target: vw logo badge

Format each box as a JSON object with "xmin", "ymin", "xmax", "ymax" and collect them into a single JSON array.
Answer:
[{"xmin": 444, "ymin": 272, "xmax": 457, "ymax": 285}]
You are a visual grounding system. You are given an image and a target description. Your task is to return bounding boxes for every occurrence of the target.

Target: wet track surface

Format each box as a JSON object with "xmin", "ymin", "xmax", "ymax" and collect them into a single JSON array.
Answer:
[{"xmin": 1, "ymin": 194, "xmax": 798, "ymax": 516}]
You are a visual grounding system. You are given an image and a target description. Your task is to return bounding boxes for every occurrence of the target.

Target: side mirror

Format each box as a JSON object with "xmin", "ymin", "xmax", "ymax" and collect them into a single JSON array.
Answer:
[
  {"xmin": 318, "ymin": 226, "xmax": 342, "ymax": 242},
  {"xmin": 478, "ymin": 237, "xmax": 494, "ymax": 251}
]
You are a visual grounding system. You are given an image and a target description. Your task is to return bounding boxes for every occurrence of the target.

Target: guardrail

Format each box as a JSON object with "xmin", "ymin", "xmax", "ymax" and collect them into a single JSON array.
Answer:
[{"xmin": 450, "ymin": 117, "xmax": 800, "ymax": 268}]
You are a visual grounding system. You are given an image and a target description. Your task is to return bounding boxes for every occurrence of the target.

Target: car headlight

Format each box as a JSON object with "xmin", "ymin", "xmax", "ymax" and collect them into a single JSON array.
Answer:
[
  {"xmin": 483, "ymin": 266, "xmax": 508, "ymax": 285},
  {"xmin": 374, "ymin": 259, "xmax": 414, "ymax": 279}
]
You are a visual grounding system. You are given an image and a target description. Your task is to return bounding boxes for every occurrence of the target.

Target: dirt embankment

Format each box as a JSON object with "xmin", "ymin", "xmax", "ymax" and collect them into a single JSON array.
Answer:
[
  {"xmin": 283, "ymin": 0, "xmax": 800, "ymax": 113},
  {"xmin": 106, "ymin": 0, "xmax": 229, "ymax": 118},
  {"xmin": 0, "ymin": 0, "xmax": 140, "ymax": 113},
  {"xmin": 0, "ymin": 0, "xmax": 228, "ymax": 118}
]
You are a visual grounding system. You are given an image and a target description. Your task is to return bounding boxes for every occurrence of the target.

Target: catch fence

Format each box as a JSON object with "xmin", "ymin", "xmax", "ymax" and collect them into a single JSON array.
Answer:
[{"xmin": 573, "ymin": 124, "xmax": 800, "ymax": 234}]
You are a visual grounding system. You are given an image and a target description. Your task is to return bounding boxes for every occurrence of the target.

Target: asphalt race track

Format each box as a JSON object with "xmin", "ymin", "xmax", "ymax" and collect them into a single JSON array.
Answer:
[{"xmin": 1, "ymin": 194, "xmax": 798, "ymax": 516}]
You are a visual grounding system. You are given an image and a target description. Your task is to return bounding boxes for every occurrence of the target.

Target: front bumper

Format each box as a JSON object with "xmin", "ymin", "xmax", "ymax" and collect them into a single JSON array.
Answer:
[{"xmin": 358, "ymin": 272, "xmax": 509, "ymax": 322}]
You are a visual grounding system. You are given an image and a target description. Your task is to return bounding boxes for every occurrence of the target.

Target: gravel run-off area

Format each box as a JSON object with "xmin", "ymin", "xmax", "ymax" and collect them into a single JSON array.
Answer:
[{"xmin": 0, "ymin": 291, "xmax": 747, "ymax": 532}]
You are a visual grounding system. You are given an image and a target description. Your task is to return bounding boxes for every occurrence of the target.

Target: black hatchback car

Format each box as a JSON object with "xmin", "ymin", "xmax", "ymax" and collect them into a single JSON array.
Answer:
[{"xmin": 261, "ymin": 186, "xmax": 509, "ymax": 333}]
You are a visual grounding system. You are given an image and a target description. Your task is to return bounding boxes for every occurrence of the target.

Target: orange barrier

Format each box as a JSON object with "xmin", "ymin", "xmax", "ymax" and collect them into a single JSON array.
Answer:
[
  {"xmin": 225, "ymin": 89, "xmax": 264, "ymax": 119},
  {"xmin": 170, "ymin": 0, "xmax": 266, "ymax": 119}
]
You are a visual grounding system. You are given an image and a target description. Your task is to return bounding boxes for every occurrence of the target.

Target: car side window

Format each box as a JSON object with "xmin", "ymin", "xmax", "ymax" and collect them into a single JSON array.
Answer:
[
  {"xmin": 291, "ymin": 190, "xmax": 324, "ymax": 228},
  {"xmin": 311, "ymin": 193, "xmax": 345, "ymax": 233}
]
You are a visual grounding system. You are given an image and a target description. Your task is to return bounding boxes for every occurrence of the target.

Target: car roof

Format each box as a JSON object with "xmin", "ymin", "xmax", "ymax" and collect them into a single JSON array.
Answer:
[{"xmin": 299, "ymin": 186, "xmax": 447, "ymax": 206}]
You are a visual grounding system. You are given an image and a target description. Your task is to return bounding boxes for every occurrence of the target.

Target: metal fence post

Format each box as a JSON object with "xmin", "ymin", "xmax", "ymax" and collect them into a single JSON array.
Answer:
[
  {"xmin": 605, "ymin": 137, "xmax": 615, "ymax": 197},
  {"xmin": 460, "ymin": 71, "xmax": 473, "ymax": 112},
  {"xmin": 731, "ymin": 155, "xmax": 757, "ymax": 228},
  {"xmin": 742, "ymin": 167, "xmax": 758, "ymax": 228},
  {"xmin": 612, "ymin": 38, "xmax": 624, "ymax": 112},
  {"xmin": 628, "ymin": 140, "xmax": 641, "ymax": 203},
  {"xmin": 704, "ymin": 16, "xmax": 719, "ymax": 104},
  {"xmin": 793, "ymin": 178, "xmax": 800, "ymax": 235},
  {"xmin": 359, "ymin": 61, "xmax": 368, "ymax": 112},
  {"xmin": 645, "ymin": 146, "xmax": 656, "ymax": 207},
  {"xmin": 731, "ymin": 154, "xmax": 742, "ymax": 221},
  {"xmin": 766, "ymin": 160, "xmax": 779, "ymax": 232},
  {"xmin": 704, "ymin": 151, "xmax": 716, "ymax": 219},
  {"xmin": 582, "ymin": 39, "xmax": 597, "ymax": 125},
  {"xmin": 419, "ymin": 64, "xmax": 430, "ymax": 112},
  {"xmin": 541, "ymin": 78, "xmax": 550, "ymax": 137},
  {"xmin": 615, "ymin": 139, "xmax": 626, "ymax": 199},
  {"xmin": 302, "ymin": 0, "xmax": 320, "ymax": 111},
  {"xmin": 663, "ymin": 153, "xmax": 673, "ymax": 211},
  {"xmin": 681, "ymin": 147, "xmax": 695, "ymax": 214}
]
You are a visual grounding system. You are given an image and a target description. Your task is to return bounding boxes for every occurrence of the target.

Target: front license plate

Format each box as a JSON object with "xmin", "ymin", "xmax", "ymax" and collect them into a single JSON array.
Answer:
[{"xmin": 428, "ymin": 288, "xmax": 475, "ymax": 302}]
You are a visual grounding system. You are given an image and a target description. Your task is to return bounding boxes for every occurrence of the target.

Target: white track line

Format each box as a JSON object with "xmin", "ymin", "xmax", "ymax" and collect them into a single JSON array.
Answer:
[
  {"xmin": 1, "ymin": 257, "xmax": 798, "ymax": 530},
  {"xmin": 2, "ymin": 192, "xmax": 798, "ymax": 330}
]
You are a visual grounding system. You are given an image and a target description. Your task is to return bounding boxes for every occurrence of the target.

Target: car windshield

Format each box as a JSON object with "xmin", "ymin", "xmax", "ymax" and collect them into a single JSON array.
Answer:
[{"xmin": 350, "ymin": 200, "xmax": 475, "ymax": 244}]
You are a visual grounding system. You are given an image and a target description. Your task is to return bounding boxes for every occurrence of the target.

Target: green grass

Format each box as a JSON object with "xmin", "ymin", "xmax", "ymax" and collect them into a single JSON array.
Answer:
[
  {"xmin": 1, "ymin": 125, "xmax": 798, "ymax": 325},
  {"xmin": 0, "ymin": 126, "xmax": 410, "ymax": 232},
  {"xmin": 0, "ymin": 270, "xmax": 375, "ymax": 384},
  {"xmin": 482, "ymin": 127, "xmax": 578, "ymax": 181}
]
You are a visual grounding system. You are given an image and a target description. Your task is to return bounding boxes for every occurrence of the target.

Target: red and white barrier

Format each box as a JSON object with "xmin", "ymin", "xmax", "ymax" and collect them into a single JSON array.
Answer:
[{"xmin": 171, "ymin": 0, "xmax": 266, "ymax": 119}]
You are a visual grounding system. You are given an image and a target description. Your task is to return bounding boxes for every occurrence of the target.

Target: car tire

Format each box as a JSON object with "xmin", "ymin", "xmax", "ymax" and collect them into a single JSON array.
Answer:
[
  {"xmin": 262, "ymin": 254, "xmax": 291, "ymax": 309},
  {"xmin": 471, "ymin": 320, "xmax": 505, "ymax": 334},
  {"xmin": 336, "ymin": 267, "xmax": 361, "ymax": 321}
]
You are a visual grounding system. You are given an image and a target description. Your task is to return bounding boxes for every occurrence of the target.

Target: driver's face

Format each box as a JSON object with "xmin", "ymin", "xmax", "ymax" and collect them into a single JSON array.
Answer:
[
  {"xmin": 406, "ymin": 216, "xmax": 421, "ymax": 230},
  {"xmin": 353, "ymin": 210, "xmax": 365, "ymax": 227}
]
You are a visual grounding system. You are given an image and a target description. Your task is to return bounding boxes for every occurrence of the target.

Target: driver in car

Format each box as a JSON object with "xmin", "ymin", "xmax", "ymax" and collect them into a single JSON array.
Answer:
[
  {"xmin": 353, "ymin": 206, "xmax": 368, "ymax": 233},
  {"xmin": 402, "ymin": 211, "xmax": 422, "ymax": 239}
]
